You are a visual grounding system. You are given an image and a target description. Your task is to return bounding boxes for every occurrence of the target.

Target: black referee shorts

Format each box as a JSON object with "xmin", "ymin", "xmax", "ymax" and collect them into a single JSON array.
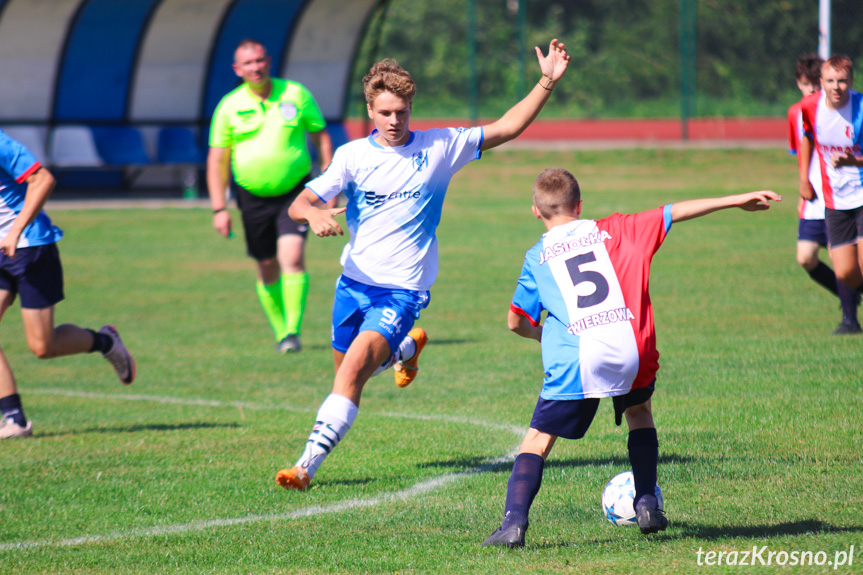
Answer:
[{"xmin": 234, "ymin": 176, "xmax": 311, "ymax": 261}]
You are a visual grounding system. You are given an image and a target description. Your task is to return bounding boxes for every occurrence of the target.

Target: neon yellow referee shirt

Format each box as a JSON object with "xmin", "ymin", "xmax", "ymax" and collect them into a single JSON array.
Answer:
[{"xmin": 209, "ymin": 78, "xmax": 326, "ymax": 196}]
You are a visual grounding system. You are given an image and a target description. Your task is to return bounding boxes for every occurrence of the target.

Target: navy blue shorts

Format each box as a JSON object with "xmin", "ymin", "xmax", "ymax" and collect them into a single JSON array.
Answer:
[
  {"xmin": 530, "ymin": 382, "xmax": 655, "ymax": 440},
  {"xmin": 0, "ymin": 243, "xmax": 64, "ymax": 309},
  {"xmin": 825, "ymin": 206, "xmax": 863, "ymax": 248},
  {"xmin": 798, "ymin": 218, "xmax": 828, "ymax": 245},
  {"xmin": 234, "ymin": 176, "xmax": 311, "ymax": 261}
]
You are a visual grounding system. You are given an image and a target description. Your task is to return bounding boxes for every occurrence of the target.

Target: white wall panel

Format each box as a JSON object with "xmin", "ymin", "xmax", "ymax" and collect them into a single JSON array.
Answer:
[
  {"xmin": 283, "ymin": 0, "xmax": 379, "ymax": 119},
  {"xmin": 0, "ymin": 0, "xmax": 83, "ymax": 120},
  {"xmin": 129, "ymin": 0, "xmax": 233, "ymax": 121}
]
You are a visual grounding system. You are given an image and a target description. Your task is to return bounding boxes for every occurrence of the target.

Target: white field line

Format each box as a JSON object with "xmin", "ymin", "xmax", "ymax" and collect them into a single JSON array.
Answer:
[{"xmin": 1, "ymin": 390, "xmax": 524, "ymax": 552}]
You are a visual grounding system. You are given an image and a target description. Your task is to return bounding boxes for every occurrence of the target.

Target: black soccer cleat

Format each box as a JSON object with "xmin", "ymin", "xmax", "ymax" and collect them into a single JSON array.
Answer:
[
  {"xmin": 832, "ymin": 319, "xmax": 862, "ymax": 336},
  {"xmin": 635, "ymin": 502, "xmax": 668, "ymax": 534},
  {"xmin": 482, "ymin": 523, "xmax": 527, "ymax": 548}
]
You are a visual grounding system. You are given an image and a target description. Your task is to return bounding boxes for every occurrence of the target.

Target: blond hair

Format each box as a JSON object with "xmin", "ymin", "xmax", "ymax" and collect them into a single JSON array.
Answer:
[
  {"xmin": 533, "ymin": 168, "xmax": 581, "ymax": 219},
  {"xmin": 363, "ymin": 59, "xmax": 416, "ymax": 107}
]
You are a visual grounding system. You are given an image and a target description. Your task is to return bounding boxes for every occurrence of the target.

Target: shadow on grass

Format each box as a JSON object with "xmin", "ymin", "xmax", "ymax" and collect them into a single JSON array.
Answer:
[
  {"xmin": 525, "ymin": 520, "xmax": 863, "ymax": 550},
  {"xmin": 673, "ymin": 519, "xmax": 863, "ymax": 540},
  {"xmin": 420, "ymin": 454, "xmax": 694, "ymax": 473},
  {"xmin": 37, "ymin": 421, "xmax": 238, "ymax": 438},
  {"xmin": 426, "ymin": 338, "xmax": 477, "ymax": 346}
]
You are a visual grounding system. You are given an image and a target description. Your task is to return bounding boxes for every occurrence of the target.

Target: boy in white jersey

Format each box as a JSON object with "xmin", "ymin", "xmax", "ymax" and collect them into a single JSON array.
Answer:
[
  {"xmin": 788, "ymin": 55, "xmax": 860, "ymax": 334},
  {"xmin": 275, "ymin": 40, "xmax": 571, "ymax": 491},
  {"xmin": 799, "ymin": 56, "xmax": 863, "ymax": 297},
  {"xmin": 482, "ymin": 168, "xmax": 780, "ymax": 548}
]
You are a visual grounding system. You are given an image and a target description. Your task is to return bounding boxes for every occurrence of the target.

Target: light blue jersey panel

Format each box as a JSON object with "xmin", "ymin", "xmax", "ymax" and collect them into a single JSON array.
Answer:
[
  {"xmin": 513, "ymin": 240, "xmax": 586, "ymax": 398},
  {"xmin": 308, "ymin": 127, "xmax": 483, "ymax": 291},
  {"xmin": 0, "ymin": 130, "xmax": 63, "ymax": 247}
]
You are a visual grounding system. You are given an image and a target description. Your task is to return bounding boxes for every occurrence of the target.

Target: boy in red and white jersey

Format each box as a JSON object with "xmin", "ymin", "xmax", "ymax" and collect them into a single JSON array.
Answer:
[
  {"xmin": 799, "ymin": 56, "xmax": 863, "ymax": 298},
  {"xmin": 789, "ymin": 55, "xmax": 860, "ymax": 334}
]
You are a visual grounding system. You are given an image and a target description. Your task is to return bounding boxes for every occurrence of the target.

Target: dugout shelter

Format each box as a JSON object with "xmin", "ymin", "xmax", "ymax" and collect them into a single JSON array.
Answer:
[{"xmin": 0, "ymin": 0, "xmax": 383, "ymax": 190}]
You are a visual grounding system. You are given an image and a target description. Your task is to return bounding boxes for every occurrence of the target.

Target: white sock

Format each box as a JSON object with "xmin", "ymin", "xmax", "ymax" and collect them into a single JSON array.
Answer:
[
  {"xmin": 370, "ymin": 333, "xmax": 417, "ymax": 377},
  {"xmin": 371, "ymin": 351, "xmax": 398, "ymax": 377},
  {"xmin": 398, "ymin": 334, "xmax": 417, "ymax": 363},
  {"xmin": 294, "ymin": 394, "xmax": 358, "ymax": 479}
]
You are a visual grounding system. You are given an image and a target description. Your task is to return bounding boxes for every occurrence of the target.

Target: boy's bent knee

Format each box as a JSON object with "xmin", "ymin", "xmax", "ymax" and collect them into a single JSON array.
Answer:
[
  {"xmin": 519, "ymin": 428, "xmax": 557, "ymax": 459},
  {"xmin": 29, "ymin": 342, "xmax": 56, "ymax": 359},
  {"xmin": 624, "ymin": 400, "xmax": 654, "ymax": 430}
]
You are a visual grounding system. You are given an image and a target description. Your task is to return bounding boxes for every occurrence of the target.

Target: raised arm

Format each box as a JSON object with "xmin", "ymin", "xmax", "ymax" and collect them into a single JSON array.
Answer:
[
  {"xmin": 0, "ymin": 167, "xmax": 55, "ymax": 258},
  {"xmin": 480, "ymin": 39, "xmax": 571, "ymax": 152},
  {"xmin": 670, "ymin": 191, "xmax": 782, "ymax": 223},
  {"xmin": 288, "ymin": 188, "xmax": 346, "ymax": 237}
]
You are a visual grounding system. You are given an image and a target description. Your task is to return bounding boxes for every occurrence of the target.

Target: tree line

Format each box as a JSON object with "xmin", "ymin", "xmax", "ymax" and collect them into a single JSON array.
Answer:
[{"xmin": 346, "ymin": 0, "xmax": 863, "ymax": 119}]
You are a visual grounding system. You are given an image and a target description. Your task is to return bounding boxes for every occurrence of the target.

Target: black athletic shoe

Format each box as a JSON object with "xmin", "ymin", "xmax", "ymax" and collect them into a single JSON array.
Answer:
[
  {"xmin": 482, "ymin": 524, "xmax": 527, "ymax": 548},
  {"xmin": 635, "ymin": 502, "xmax": 668, "ymax": 535},
  {"xmin": 832, "ymin": 319, "xmax": 862, "ymax": 336}
]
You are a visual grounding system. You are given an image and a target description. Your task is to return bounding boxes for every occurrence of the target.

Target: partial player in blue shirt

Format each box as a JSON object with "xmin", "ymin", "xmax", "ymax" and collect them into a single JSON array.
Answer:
[
  {"xmin": 0, "ymin": 129, "xmax": 137, "ymax": 439},
  {"xmin": 276, "ymin": 40, "xmax": 571, "ymax": 491}
]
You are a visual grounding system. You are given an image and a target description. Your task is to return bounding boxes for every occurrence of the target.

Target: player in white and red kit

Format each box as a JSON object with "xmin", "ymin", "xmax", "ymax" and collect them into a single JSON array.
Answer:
[
  {"xmin": 799, "ymin": 56, "xmax": 863, "ymax": 301},
  {"xmin": 482, "ymin": 168, "xmax": 781, "ymax": 548},
  {"xmin": 788, "ymin": 55, "xmax": 860, "ymax": 334}
]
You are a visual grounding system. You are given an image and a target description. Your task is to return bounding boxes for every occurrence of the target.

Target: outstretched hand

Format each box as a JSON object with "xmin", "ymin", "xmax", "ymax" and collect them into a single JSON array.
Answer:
[
  {"xmin": 535, "ymin": 39, "xmax": 570, "ymax": 82},
  {"xmin": 307, "ymin": 206, "xmax": 347, "ymax": 237},
  {"xmin": 737, "ymin": 190, "xmax": 782, "ymax": 211}
]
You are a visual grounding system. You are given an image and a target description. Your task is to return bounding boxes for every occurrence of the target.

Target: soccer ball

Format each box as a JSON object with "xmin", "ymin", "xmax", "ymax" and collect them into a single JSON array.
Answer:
[{"xmin": 601, "ymin": 470, "xmax": 663, "ymax": 526}]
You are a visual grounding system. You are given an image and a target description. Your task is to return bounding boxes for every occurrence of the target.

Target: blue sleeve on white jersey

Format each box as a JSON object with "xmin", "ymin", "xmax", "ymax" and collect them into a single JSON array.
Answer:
[
  {"xmin": 662, "ymin": 204, "xmax": 673, "ymax": 233},
  {"xmin": 307, "ymin": 143, "xmax": 349, "ymax": 202},
  {"xmin": 444, "ymin": 127, "xmax": 483, "ymax": 174}
]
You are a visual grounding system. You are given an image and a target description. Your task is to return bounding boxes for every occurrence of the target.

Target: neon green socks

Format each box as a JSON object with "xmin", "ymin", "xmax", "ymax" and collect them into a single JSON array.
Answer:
[
  {"xmin": 256, "ymin": 280, "xmax": 287, "ymax": 341},
  {"xmin": 282, "ymin": 272, "xmax": 309, "ymax": 338}
]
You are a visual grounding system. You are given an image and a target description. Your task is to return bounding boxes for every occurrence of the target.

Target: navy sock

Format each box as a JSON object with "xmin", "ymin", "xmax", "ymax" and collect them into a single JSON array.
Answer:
[
  {"xmin": 501, "ymin": 453, "xmax": 544, "ymax": 530},
  {"xmin": 87, "ymin": 329, "xmax": 113, "ymax": 354},
  {"xmin": 0, "ymin": 393, "xmax": 26, "ymax": 426},
  {"xmin": 838, "ymin": 280, "xmax": 861, "ymax": 323},
  {"xmin": 808, "ymin": 261, "xmax": 839, "ymax": 297},
  {"xmin": 628, "ymin": 427, "xmax": 659, "ymax": 509}
]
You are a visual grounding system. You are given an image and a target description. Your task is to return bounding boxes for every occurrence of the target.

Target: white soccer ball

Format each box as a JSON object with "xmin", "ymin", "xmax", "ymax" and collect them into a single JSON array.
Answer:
[{"xmin": 601, "ymin": 470, "xmax": 663, "ymax": 526}]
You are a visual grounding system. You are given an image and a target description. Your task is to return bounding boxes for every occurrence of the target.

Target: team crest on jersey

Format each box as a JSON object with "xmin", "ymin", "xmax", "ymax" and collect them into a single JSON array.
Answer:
[
  {"xmin": 280, "ymin": 102, "xmax": 298, "ymax": 121},
  {"xmin": 412, "ymin": 151, "xmax": 429, "ymax": 171},
  {"xmin": 847, "ymin": 126, "xmax": 854, "ymax": 140}
]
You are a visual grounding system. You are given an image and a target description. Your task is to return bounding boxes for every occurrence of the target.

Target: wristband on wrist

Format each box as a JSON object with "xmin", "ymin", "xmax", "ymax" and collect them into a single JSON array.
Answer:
[
  {"xmin": 213, "ymin": 207, "xmax": 227, "ymax": 214},
  {"xmin": 538, "ymin": 79, "xmax": 555, "ymax": 91}
]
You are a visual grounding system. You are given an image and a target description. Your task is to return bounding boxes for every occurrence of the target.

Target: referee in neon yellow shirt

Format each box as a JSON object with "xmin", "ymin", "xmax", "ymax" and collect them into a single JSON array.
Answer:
[{"xmin": 207, "ymin": 39, "xmax": 333, "ymax": 353}]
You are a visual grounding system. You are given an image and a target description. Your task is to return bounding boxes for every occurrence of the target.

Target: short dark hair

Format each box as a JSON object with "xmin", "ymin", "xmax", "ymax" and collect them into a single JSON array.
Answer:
[
  {"xmin": 795, "ymin": 54, "xmax": 823, "ymax": 85},
  {"xmin": 533, "ymin": 168, "xmax": 581, "ymax": 219}
]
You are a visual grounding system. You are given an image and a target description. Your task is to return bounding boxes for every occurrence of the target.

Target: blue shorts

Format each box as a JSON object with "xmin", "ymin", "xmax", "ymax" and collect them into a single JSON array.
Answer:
[
  {"xmin": 331, "ymin": 275, "xmax": 430, "ymax": 354},
  {"xmin": 0, "ymin": 243, "xmax": 64, "ymax": 309},
  {"xmin": 531, "ymin": 383, "xmax": 655, "ymax": 440},
  {"xmin": 798, "ymin": 218, "xmax": 828, "ymax": 245}
]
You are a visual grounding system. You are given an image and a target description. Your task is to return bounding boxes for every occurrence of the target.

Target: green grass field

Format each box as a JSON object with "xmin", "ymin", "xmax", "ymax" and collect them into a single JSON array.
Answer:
[{"xmin": 1, "ymin": 148, "xmax": 861, "ymax": 574}]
